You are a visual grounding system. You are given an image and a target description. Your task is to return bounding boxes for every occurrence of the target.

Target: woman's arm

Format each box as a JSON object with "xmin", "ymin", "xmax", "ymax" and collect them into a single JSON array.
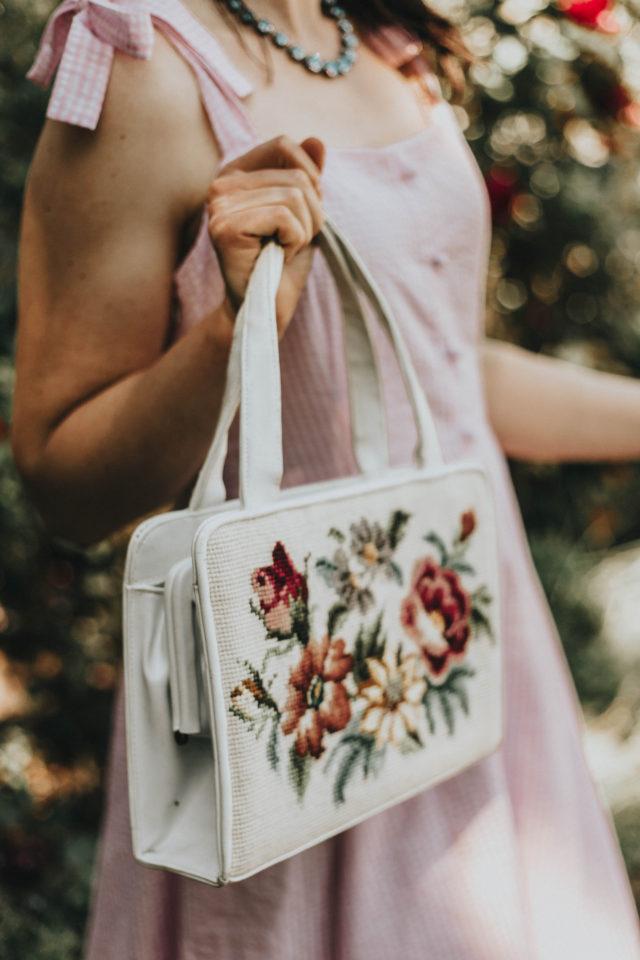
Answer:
[
  {"xmin": 482, "ymin": 338, "xmax": 640, "ymax": 462},
  {"xmin": 11, "ymin": 33, "xmax": 323, "ymax": 546}
]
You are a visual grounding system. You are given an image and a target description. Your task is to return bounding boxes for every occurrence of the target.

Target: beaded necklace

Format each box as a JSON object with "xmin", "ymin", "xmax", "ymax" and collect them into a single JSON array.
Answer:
[{"xmin": 222, "ymin": 0, "xmax": 359, "ymax": 78}]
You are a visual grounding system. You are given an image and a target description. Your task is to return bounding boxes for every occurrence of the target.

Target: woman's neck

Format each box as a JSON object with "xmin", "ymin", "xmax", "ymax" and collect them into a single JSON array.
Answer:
[{"xmin": 240, "ymin": 0, "xmax": 336, "ymax": 44}]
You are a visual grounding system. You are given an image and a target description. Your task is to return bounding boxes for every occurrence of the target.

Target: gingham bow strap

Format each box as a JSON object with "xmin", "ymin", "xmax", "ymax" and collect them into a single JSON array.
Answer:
[{"xmin": 27, "ymin": 0, "xmax": 154, "ymax": 130}]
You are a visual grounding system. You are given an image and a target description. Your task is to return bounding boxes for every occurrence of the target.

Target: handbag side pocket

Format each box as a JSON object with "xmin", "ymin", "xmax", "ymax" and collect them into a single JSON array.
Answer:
[
  {"xmin": 165, "ymin": 558, "xmax": 210, "ymax": 738},
  {"xmin": 124, "ymin": 580, "xmax": 222, "ymax": 884}
]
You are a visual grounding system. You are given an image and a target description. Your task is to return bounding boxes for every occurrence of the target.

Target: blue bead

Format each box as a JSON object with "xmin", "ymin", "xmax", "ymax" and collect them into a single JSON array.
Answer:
[
  {"xmin": 256, "ymin": 18, "xmax": 274, "ymax": 34},
  {"xmin": 344, "ymin": 33, "xmax": 359, "ymax": 48},
  {"xmin": 338, "ymin": 19, "xmax": 353, "ymax": 33},
  {"xmin": 323, "ymin": 62, "xmax": 339, "ymax": 78},
  {"xmin": 304, "ymin": 53, "xmax": 324, "ymax": 73},
  {"xmin": 228, "ymin": 0, "xmax": 242, "ymax": 10},
  {"xmin": 240, "ymin": 9, "xmax": 254, "ymax": 24},
  {"xmin": 288, "ymin": 45, "xmax": 305, "ymax": 61},
  {"xmin": 273, "ymin": 31, "xmax": 289, "ymax": 46}
]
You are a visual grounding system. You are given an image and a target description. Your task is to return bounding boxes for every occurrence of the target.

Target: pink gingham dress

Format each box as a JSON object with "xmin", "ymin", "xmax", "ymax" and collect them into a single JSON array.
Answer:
[{"xmin": 29, "ymin": 3, "xmax": 640, "ymax": 957}]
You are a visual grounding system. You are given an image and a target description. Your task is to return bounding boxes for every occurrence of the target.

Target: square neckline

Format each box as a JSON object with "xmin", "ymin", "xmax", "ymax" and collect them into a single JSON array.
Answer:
[{"xmin": 172, "ymin": 0, "xmax": 446, "ymax": 155}]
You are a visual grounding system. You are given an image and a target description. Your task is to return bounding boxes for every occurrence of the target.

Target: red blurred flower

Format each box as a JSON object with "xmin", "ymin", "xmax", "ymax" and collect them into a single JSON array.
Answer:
[
  {"xmin": 484, "ymin": 166, "xmax": 519, "ymax": 225},
  {"xmin": 560, "ymin": 0, "xmax": 620, "ymax": 32}
]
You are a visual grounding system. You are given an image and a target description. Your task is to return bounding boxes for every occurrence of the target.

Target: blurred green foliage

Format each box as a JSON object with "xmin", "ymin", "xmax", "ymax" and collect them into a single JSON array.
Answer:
[{"xmin": 3, "ymin": 0, "xmax": 640, "ymax": 955}]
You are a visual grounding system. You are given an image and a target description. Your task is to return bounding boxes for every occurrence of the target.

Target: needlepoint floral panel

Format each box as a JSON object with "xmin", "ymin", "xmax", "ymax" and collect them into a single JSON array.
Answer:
[{"xmin": 203, "ymin": 471, "xmax": 502, "ymax": 880}]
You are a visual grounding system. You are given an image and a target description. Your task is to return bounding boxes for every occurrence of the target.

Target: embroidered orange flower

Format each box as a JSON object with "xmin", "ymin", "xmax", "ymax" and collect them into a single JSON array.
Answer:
[
  {"xmin": 400, "ymin": 558, "xmax": 472, "ymax": 681},
  {"xmin": 282, "ymin": 635, "xmax": 353, "ymax": 758},
  {"xmin": 459, "ymin": 509, "xmax": 476, "ymax": 543},
  {"xmin": 251, "ymin": 542, "xmax": 307, "ymax": 636}
]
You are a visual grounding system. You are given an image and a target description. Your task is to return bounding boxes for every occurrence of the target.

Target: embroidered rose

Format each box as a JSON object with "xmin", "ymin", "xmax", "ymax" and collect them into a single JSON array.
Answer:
[
  {"xmin": 251, "ymin": 542, "xmax": 307, "ymax": 636},
  {"xmin": 400, "ymin": 558, "xmax": 472, "ymax": 681},
  {"xmin": 359, "ymin": 649, "xmax": 427, "ymax": 749},
  {"xmin": 282, "ymin": 635, "xmax": 353, "ymax": 758}
]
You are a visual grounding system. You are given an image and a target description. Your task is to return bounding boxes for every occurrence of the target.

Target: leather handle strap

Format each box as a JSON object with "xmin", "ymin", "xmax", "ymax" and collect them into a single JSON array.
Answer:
[{"xmin": 189, "ymin": 214, "xmax": 441, "ymax": 512}]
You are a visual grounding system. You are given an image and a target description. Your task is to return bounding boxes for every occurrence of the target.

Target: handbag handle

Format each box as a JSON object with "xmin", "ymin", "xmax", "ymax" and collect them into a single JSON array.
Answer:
[{"xmin": 189, "ymin": 215, "xmax": 443, "ymax": 511}]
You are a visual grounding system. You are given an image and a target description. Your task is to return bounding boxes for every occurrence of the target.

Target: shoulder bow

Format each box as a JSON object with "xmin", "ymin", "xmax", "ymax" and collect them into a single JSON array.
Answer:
[{"xmin": 28, "ymin": 0, "xmax": 155, "ymax": 129}]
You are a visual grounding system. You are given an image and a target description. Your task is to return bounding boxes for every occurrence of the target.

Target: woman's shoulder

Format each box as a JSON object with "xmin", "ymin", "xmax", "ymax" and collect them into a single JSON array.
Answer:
[{"xmin": 29, "ymin": 24, "xmax": 218, "ymax": 231}]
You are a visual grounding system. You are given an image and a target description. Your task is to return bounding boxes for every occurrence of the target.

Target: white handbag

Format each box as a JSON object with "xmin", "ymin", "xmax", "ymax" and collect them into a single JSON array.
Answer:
[{"xmin": 123, "ymin": 216, "xmax": 503, "ymax": 886}]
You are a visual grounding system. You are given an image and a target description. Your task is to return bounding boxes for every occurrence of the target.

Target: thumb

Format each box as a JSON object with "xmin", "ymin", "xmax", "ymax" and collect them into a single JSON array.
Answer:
[{"xmin": 300, "ymin": 136, "xmax": 326, "ymax": 175}]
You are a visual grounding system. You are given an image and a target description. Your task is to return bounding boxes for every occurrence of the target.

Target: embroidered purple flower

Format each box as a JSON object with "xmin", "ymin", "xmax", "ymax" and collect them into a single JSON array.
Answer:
[
  {"xmin": 282, "ymin": 635, "xmax": 353, "ymax": 758},
  {"xmin": 331, "ymin": 547, "xmax": 375, "ymax": 614},
  {"xmin": 251, "ymin": 542, "xmax": 307, "ymax": 636},
  {"xmin": 349, "ymin": 518, "xmax": 395, "ymax": 575},
  {"xmin": 400, "ymin": 558, "xmax": 472, "ymax": 681}
]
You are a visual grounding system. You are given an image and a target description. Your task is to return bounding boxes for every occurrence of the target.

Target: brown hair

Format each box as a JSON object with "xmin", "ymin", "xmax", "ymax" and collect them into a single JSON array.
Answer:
[{"xmin": 344, "ymin": 0, "xmax": 471, "ymax": 97}]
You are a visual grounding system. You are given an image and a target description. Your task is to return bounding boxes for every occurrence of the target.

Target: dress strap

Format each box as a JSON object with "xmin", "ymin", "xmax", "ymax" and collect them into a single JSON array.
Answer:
[{"xmin": 28, "ymin": 0, "xmax": 257, "ymax": 160}]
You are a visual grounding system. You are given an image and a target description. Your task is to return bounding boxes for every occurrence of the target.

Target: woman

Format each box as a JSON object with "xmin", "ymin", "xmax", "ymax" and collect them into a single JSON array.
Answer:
[{"xmin": 12, "ymin": 0, "xmax": 640, "ymax": 956}]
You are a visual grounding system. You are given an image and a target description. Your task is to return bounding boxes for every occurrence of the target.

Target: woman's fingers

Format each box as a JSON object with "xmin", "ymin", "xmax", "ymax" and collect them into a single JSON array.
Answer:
[
  {"xmin": 220, "ymin": 134, "xmax": 324, "ymax": 190},
  {"xmin": 208, "ymin": 179, "xmax": 324, "ymax": 240},
  {"xmin": 209, "ymin": 204, "xmax": 309, "ymax": 263},
  {"xmin": 206, "ymin": 135, "xmax": 326, "ymax": 326}
]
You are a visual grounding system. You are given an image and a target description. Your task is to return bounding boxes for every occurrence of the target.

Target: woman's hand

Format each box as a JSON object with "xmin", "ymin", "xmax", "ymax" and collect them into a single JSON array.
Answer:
[{"xmin": 207, "ymin": 135, "xmax": 325, "ymax": 339}]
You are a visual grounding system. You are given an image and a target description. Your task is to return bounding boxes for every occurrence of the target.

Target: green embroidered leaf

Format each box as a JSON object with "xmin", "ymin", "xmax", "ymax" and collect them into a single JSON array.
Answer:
[
  {"xmin": 290, "ymin": 597, "xmax": 310, "ymax": 647},
  {"xmin": 332, "ymin": 735, "xmax": 374, "ymax": 806},
  {"xmin": 249, "ymin": 597, "xmax": 265, "ymax": 624},
  {"xmin": 352, "ymin": 627, "xmax": 368, "ymax": 685},
  {"xmin": 352, "ymin": 613, "xmax": 387, "ymax": 685},
  {"xmin": 423, "ymin": 690, "xmax": 436, "ymax": 735},
  {"xmin": 315, "ymin": 557, "xmax": 338, "ymax": 587},
  {"xmin": 267, "ymin": 717, "xmax": 281, "ymax": 771},
  {"xmin": 387, "ymin": 510, "xmax": 411, "ymax": 549},
  {"xmin": 472, "ymin": 584, "xmax": 493, "ymax": 606},
  {"xmin": 423, "ymin": 532, "xmax": 448, "ymax": 566},
  {"xmin": 399, "ymin": 730, "xmax": 424, "ymax": 754},
  {"xmin": 445, "ymin": 666, "xmax": 475, "ymax": 715},
  {"xmin": 423, "ymin": 666, "xmax": 475, "ymax": 736},
  {"xmin": 437, "ymin": 687, "xmax": 455, "ymax": 735},
  {"xmin": 449, "ymin": 560, "xmax": 475, "ymax": 576},
  {"xmin": 328, "ymin": 527, "xmax": 346, "ymax": 543},
  {"xmin": 389, "ymin": 561, "xmax": 403, "ymax": 585},
  {"xmin": 327, "ymin": 603, "xmax": 349, "ymax": 638},
  {"xmin": 366, "ymin": 611, "xmax": 385, "ymax": 656},
  {"xmin": 289, "ymin": 748, "xmax": 313, "ymax": 803},
  {"xmin": 368, "ymin": 743, "xmax": 387, "ymax": 777},
  {"xmin": 471, "ymin": 606, "xmax": 494, "ymax": 642}
]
